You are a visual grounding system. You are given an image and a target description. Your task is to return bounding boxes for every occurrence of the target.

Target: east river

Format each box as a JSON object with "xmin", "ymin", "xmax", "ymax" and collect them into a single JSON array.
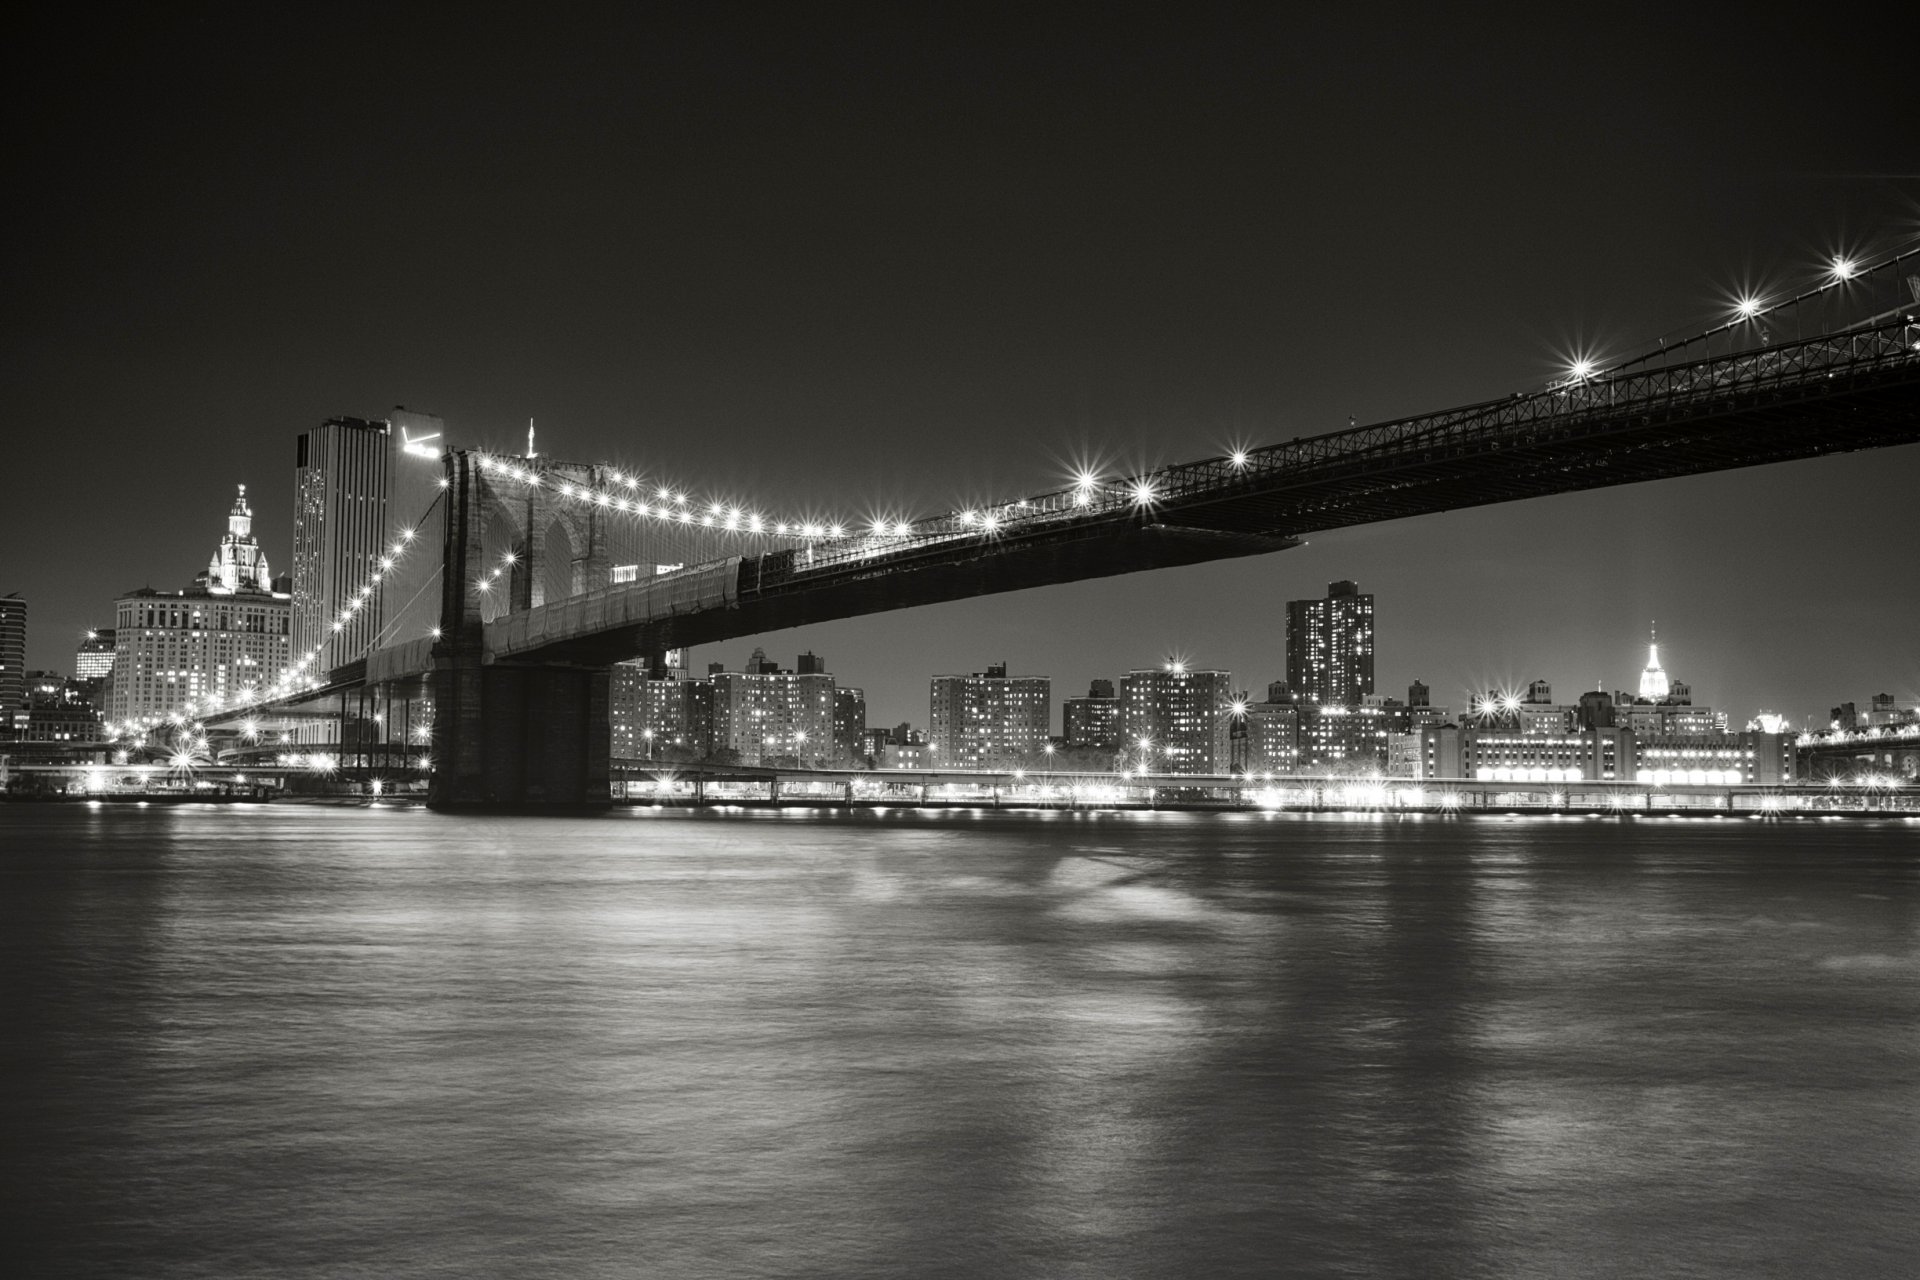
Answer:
[{"xmin": 3, "ymin": 803, "xmax": 1916, "ymax": 1278}]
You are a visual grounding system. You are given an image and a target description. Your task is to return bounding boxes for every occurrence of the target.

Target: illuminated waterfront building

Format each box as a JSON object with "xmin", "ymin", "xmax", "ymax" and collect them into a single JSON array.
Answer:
[
  {"xmin": 1120, "ymin": 664, "xmax": 1233, "ymax": 774},
  {"xmin": 1633, "ymin": 733, "xmax": 1794, "ymax": 786},
  {"xmin": 610, "ymin": 661, "xmax": 692, "ymax": 759},
  {"xmin": 686, "ymin": 652, "xmax": 836, "ymax": 766},
  {"xmin": 107, "ymin": 492, "xmax": 291, "ymax": 734},
  {"xmin": 880, "ymin": 738, "xmax": 930, "ymax": 769},
  {"xmin": 930, "ymin": 662, "xmax": 1051, "ymax": 768},
  {"xmin": 1285, "ymin": 580, "xmax": 1374, "ymax": 706},
  {"xmin": 1414, "ymin": 725, "xmax": 1793, "ymax": 786},
  {"xmin": 1297, "ymin": 702, "xmax": 1392, "ymax": 772}
]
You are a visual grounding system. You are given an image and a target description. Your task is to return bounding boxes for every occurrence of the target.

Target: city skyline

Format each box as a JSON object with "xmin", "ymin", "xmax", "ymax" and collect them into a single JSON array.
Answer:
[
  {"xmin": 5, "ymin": 10, "xmax": 1917, "ymax": 731},
  {"xmin": 3, "ymin": 468, "xmax": 1910, "ymax": 738}
]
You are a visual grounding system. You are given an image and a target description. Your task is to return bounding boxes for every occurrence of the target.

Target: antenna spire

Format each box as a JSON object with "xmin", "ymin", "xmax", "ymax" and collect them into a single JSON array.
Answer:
[{"xmin": 527, "ymin": 418, "xmax": 536, "ymax": 459}]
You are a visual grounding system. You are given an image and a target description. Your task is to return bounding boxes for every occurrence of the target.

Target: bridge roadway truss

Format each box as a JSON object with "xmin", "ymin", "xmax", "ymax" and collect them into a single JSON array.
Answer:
[{"xmin": 221, "ymin": 313, "xmax": 1920, "ymax": 810}]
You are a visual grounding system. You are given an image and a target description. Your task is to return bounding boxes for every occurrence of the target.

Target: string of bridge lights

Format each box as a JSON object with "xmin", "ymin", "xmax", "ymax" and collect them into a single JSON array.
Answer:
[
  {"xmin": 475, "ymin": 251, "xmax": 1915, "ymax": 529},
  {"xmin": 472, "ymin": 450, "xmax": 911, "ymax": 547},
  {"xmin": 1561, "ymin": 247, "xmax": 1915, "ymax": 384},
  {"xmin": 468, "ymin": 450, "xmax": 1186, "ymax": 585}
]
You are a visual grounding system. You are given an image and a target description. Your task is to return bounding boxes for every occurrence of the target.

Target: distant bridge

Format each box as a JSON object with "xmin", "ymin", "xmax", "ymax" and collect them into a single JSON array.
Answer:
[{"xmin": 211, "ymin": 255, "xmax": 1920, "ymax": 810}]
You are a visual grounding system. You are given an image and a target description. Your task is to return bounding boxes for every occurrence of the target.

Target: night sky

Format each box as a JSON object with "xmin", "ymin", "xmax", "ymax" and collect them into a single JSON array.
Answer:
[{"xmin": 6, "ymin": 8, "xmax": 1915, "ymax": 730}]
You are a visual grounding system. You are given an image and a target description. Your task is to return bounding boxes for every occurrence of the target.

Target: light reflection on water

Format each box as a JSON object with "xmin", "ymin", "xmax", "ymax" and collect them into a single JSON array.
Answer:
[{"xmin": 2, "ymin": 803, "xmax": 1917, "ymax": 1278}]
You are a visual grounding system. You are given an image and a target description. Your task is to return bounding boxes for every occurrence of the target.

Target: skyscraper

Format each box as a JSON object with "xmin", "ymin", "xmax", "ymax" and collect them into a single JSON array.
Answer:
[
  {"xmin": 0, "ymin": 594, "xmax": 24, "ymax": 715},
  {"xmin": 1638, "ymin": 627, "xmax": 1670, "ymax": 700},
  {"xmin": 293, "ymin": 417, "xmax": 391, "ymax": 672},
  {"xmin": 75, "ymin": 630, "xmax": 117, "ymax": 681},
  {"xmin": 929, "ymin": 662, "xmax": 1051, "ymax": 768},
  {"xmin": 1285, "ymin": 579, "xmax": 1374, "ymax": 706}
]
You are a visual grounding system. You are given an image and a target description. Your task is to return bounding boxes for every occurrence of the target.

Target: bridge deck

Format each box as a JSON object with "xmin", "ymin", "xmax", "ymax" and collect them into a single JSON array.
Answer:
[{"xmin": 492, "ymin": 320, "xmax": 1920, "ymax": 667}]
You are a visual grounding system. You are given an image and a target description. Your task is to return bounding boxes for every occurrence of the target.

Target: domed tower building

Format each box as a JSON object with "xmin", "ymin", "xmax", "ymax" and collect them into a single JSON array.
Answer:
[
  {"xmin": 200, "ymin": 485, "xmax": 273, "ymax": 594},
  {"xmin": 108, "ymin": 486, "xmax": 291, "ymax": 738}
]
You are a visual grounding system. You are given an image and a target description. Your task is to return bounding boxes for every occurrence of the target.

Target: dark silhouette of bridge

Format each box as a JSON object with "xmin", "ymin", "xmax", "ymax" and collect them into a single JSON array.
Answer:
[{"xmin": 221, "ymin": 253, "xmax": 1920, "ymax": 810}]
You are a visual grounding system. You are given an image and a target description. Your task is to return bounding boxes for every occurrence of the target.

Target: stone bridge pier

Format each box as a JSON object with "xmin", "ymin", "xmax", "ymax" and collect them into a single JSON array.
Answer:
[{"xmin": 428, "ymin": 451, "xmax": 616, "ymax": 811}]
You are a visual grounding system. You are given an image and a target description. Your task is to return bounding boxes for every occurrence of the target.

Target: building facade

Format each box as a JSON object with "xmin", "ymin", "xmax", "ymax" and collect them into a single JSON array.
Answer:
[
  {"xmin": 1285, "ymin": 580, "xmax": 1375, "ymax": 706},
  {"xmin": 1415, "ymin": 724, "xmax": 1793, "ymax": 786},
  {"xmin": 1244, "ymin": 698, "xmax": 1303, "ymax": 774},
  {"xmin": 1120, "ymin": 665, "xmax": 1233, "ymax": 774},
  {"xmin": 15, "ymin": 671, "xmax": 101, "ymax": 743},
  {"xmin": 833, "ymin": 686, "xmax": 867, "ymax": 765},
  {"xmin": 0, "ymin": 593, "xmax": 24, "ymax": 717},
  {"xmin": 1062, "ymin": 678, "xmax": 1120, "ymax": 750},
  {"xmin": 929, "ymin": 663, "xmax": 1051, "ymax": 768},
  {"xmin": 292, "ymin": 416, "xmax": 392, "ymax": 671},
  {"xmin": 610, "ymin": 662, "xmax": 694, "ymax": 759},
  {"xmin": 109, "ymin": 587, "xmax": 291, "ymax": 733},
  {"xmin": 76, "ymin": 630, "xmax": 116, "ymax": 680},
  {"xmin": 1297, "ymin": 702, "xmax": 1391, "ymax": 773},
  {"xmin": 107, "ymin": 494, "xmax": 292, "ymax": 735},
  {"xmin": 708, "ymin": 670, "xmax": 835, "ymax": 765}
]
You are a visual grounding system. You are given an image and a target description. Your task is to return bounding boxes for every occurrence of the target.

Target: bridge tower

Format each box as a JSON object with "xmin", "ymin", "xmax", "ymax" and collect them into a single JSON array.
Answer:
[{"xmin": 428, "ymin": 450, "xmax": 618, "ymax": 810}]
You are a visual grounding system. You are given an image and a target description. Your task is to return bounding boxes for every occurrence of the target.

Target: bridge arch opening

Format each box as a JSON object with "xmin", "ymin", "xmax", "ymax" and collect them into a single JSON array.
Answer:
[
  {"xmin": 478, "ymin": 514, "xmax": 523, "ymax": 623},
  {"xmin": 539, "ymin": 517, "xmax": 575, "ymax": 606}
]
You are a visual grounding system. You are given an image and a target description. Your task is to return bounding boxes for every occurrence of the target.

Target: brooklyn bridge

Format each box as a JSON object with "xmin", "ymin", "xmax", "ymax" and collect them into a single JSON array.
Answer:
[{"xmin": 203, "ymin": 249, "xmax": 1920, "ymax": 809}]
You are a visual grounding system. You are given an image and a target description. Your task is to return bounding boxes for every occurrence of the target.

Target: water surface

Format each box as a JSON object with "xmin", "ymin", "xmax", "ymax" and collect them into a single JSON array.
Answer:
[{"xmin": 3, "ymin": 804, "xmax": 1916, "ymax": 1277}]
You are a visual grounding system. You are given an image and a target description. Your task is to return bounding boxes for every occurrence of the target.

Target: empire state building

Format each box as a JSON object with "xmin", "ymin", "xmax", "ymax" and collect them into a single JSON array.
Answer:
[{"xmin": 1638, "ymin": 629, "xmax": 1671, "ymax": 701}]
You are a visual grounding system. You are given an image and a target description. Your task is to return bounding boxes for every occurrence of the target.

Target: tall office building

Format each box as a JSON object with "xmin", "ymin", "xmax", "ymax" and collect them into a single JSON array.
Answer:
[
  {"xmin": 76, "ymin": 630, "xmax": 117, "ymax": 680},
  {"xmin": 1285, "ymin": 579, "xmax": 1375, "ymax": 706},
  {"xmin": 0, "ymin": 594, "xmax": 24, "ymax": 715},
  {"xmin": 929, "ymin": 662, "xmax": 1051, "ymax": 768},
  {"xmin": 293, "ymin": 416, "xmax": 392, "ymax": 670},
  {"xmin": 108, "ymin": 493, "xmax": 291, "ymax": 734},
  {"xmin": 1120, "ymin": 665, "xmax": 1233, "ymax": 774},
  {"xmin": 1637, "ymin": 629, "xmax": 1670, "ymax": 700}
]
